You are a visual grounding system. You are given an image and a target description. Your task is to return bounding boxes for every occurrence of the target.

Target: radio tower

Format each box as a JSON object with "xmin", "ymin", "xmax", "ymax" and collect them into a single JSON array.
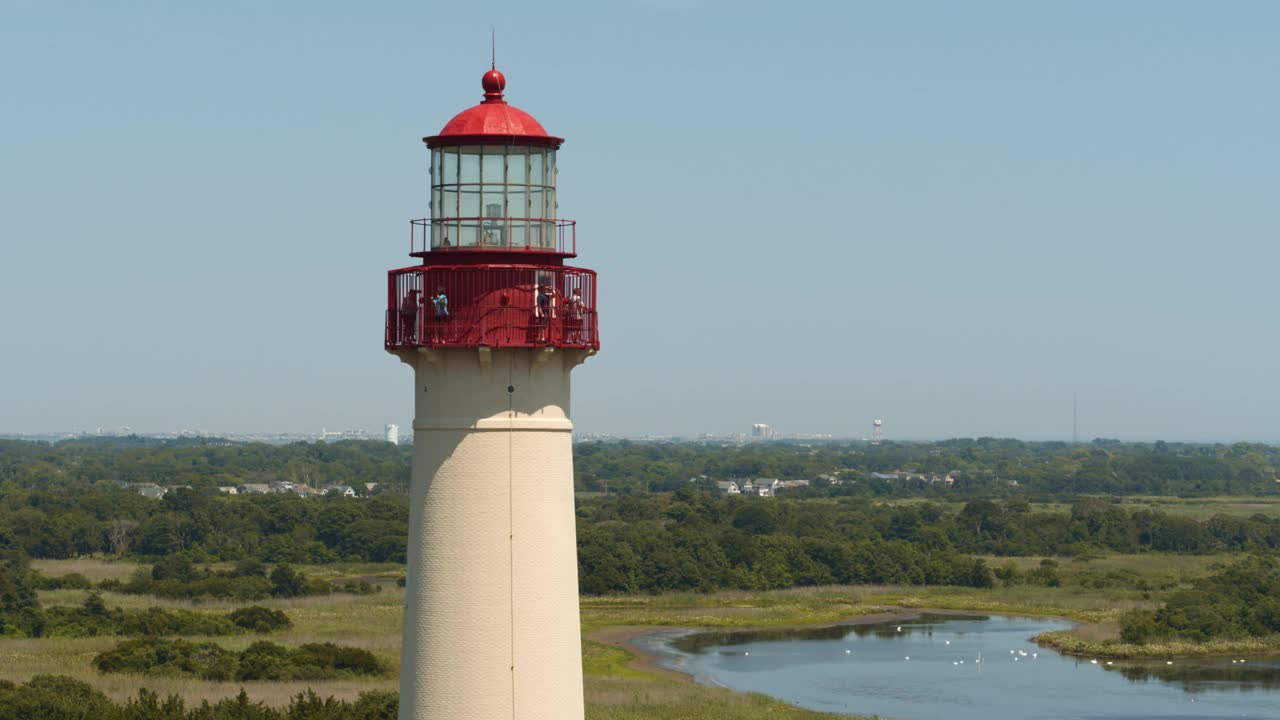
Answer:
[
  {"xmin": 386, "ymin": 65, "xmax": 599, "ymax": 720},
  {"xmin": 871, "ymin": 418, "xmax": 883, "ymax": 445}
]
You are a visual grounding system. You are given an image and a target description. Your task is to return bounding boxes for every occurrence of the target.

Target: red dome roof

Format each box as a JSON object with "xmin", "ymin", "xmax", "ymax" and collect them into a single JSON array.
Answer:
[{"xmin": 424, "ymin": 68, "xmax": 563, "ymax": 148}]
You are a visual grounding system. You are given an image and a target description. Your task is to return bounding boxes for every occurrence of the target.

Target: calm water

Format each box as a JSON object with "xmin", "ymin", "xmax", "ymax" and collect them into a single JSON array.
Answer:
[{"xmin": 637, "ymin": 614, "xmax": 1280, "ymax": 720}]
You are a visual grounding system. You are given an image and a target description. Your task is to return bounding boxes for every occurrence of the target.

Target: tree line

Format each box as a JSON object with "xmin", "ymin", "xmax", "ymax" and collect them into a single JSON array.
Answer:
[
  {"xmin": 3, "ymin": 436, "xmax": 1276, "ymax": 500},
  {"xmin": 575, "ymin": 491, "xmax": 1280, "ymax": 593},
  {"xmin": 576, "ymin": 437, "xmax": 1279, "ymax": 497}
]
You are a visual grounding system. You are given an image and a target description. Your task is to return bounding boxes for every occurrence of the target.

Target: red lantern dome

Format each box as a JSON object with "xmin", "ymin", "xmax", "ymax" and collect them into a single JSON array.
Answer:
[{"xmin": 425, "ymin": 68, "xmax": 563, "ymax": 148}]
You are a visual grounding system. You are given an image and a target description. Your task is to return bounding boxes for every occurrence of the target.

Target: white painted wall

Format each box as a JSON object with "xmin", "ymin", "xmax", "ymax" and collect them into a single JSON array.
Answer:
[{"xmin": 396, "ymin": 346, "xmax": 589, "ymax": 720}]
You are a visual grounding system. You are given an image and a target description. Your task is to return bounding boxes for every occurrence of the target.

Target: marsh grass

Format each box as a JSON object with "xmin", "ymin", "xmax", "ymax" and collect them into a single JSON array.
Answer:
[
  {"xmin": 3, "ymin": 552, "xmax": 1263, "ymax": 711},
  {"xmin": 1034, "ymin": 630, "xmax": 1280, "ymax": 659},
  {"xmin": 584, "ymin": 674, "xmax": 874, "ymax": 720},
  {"xmin": 31, "ymin": 558, "xmax": 138, "ymax": 583}
]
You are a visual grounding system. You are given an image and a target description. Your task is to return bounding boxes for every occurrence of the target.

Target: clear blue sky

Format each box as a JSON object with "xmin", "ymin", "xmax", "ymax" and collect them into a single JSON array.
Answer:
[{"xmin": 2, "ymin": 1, "xmax": 1277, "ymax": 441}]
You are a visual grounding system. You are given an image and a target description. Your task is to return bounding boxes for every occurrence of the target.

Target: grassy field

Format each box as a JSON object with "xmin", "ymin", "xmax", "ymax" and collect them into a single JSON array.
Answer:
[
  {"xmin": 1115, "ymin": 495, "xmax": 1280, "ymax": 520},
  {"xmin": 3, "ymin": 553, "xmax": 1253, "ymax": 715}
]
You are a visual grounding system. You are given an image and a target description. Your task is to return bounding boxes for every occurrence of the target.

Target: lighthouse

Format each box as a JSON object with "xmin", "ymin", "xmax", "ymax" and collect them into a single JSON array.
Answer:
[{"xmin": 386, "ymin": 66, "xmax": 598, "ymax": 720}]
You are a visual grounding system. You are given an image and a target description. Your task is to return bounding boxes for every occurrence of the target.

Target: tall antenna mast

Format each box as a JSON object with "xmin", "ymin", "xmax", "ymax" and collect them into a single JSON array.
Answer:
[
  {"xmin": 1072, "ymin": 393, "xmax": 1078, "ymax": 444},
  {"xmin": 491, "ymin": 26, "xmax": 496, "ymax": 69}
]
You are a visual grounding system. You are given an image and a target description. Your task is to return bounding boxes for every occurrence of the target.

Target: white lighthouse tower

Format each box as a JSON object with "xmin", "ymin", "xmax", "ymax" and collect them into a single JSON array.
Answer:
[{"xmin": 386, "ymin": 65, "xmax": 599, "ymax": 720}]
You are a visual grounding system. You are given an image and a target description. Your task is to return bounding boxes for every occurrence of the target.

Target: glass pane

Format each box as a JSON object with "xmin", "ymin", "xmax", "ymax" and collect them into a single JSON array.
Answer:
[
  {"xmin": 459, "ymin": 221, "xmax": 479, "ymax": 247},
  {"xmin": 507, "ymin": 147, "xmax": 527, "ymax": 184},
  {"xmin": 482, "ymin": 188, "xmax": 505, "ymax": 247},
  {"xmin": 431, "ymin": 222, "xmax": 443, "ymax": 248},
  {"xmin": 442, "ymin": 220, "xmax": 460, "ymax": 247},
  {"xmin": 529, "ymin": 187, "xmax": 543, "ymax": 220},
  {"xmin": 482, "ymin": 150, "xmax": 504, "ymax": 185},
  {"xmin": 529, "ymin": 150, "xmax": 544, "ymax": 187},
  {"xmin": 545, "ymin": 188, "xmax": 556, "ymax": 218},
  {"xmin": 431, "ymin": 150, "xmax": 441, "ymax": 184},
  {"xmin": 460, "ymin": 187, "xmax": 480, "ymax": 218},
  {"xmin": 442, "ymin": 151, "xmax": 458, "ymax": 184},
  {"xmin": 507, "ymin": 186, "xmax": 526, "ymax": 220},
  {"xmin": 540, "ymin": 221, "xmax": 555, "ymax": 249},
  {"xmin": 431, "ymin": 187, "xmax": 441, "ymax": 218},
  {"xmin": 442, "ymin": 188, "xmax": 458, "ymax": 218},
  {"xmin": 546, "ymin": 150, "xmax": 556, "ymax": 189},
  {"xmin": 509, "ymin": 219, "xmax": 527, "ymax": 249},
  {"xmin": 460, "ymin": 148, "xmax": 480, "ymax": 184}
]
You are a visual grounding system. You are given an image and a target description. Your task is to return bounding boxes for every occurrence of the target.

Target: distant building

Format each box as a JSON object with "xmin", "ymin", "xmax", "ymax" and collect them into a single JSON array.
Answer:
[
  {"xmin": 750, "ymin": 423, "xmax": 776, "ymax": 440},
  {"xmin": 241, "ymin": 483, "xmax": 271, "ymax": 495},
  {"xmin": 716, "ymin": 481, "xmax": 741, "ymax": 495},
  {"xmin": 754, "ymin": 478, "xmax": 780, "ymax": 494},
  {"xmin": 385, "ymin": 424, "xmax": 400, "ymax": 445},
  {"xmin": 217, "ymin": 486, "xmax": 239, "ymax": 495},
  {"xmin": 128, "ymin": 483, "xmax": 167, "ymax": 500},
  {"xmin": 325, "ymin": 485, "xmax": 357, "ymax": 498}
]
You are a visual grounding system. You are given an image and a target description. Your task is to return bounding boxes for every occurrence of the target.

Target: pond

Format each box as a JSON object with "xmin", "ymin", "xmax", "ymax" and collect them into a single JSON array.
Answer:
[{"xmin": 636, "ymin": 614, "xmax": 1280, "ymax": 720}]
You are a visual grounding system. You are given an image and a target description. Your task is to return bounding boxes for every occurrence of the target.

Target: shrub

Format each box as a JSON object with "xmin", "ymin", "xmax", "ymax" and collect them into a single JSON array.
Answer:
[
  {"xmin": 0, "ymin": 675, "xmax": 121, "ymax": 720},
  {"xmin": 230, "ymin": 606, "xmax": 292, "ymax": 633},
  {"xmin": 29, "ymin": 572, "xmax": 93, "ymax": 590},
  {"xmin": 95, "ymin": 638, "xmax": 386, "ymax": 681},
  {"xmin": 269, "ymin": 565, "xmax": 309, "ymax": 598}
]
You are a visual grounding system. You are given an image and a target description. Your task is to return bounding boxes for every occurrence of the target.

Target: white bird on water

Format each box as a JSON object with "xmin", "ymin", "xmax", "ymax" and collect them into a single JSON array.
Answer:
[
  {"xmin": 897, "ymin": 627, "xmax": 903, "ymax": 632},
  {"xmin": 945, "ymin": 640, "xmax": 951, "ymax": 645},
  {"xmin": 904, "ymin": 656, "xmax": 910, "ymax": 661},
  {"xmin": 1091, "ymin": 659, "xmax": 1098, "ymax": 665}
]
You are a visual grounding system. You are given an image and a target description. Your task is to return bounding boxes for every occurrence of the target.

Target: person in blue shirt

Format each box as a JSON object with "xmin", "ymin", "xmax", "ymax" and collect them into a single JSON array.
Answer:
[{"xmin": 431, "ymin": 287, "xmax": 449, "ymax": 342}]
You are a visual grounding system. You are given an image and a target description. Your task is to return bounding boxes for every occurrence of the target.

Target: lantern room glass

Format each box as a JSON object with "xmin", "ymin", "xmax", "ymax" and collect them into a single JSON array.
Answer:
[{"xmin": 430, "ymin": 145, "xmax": 557, "ymax": 250}]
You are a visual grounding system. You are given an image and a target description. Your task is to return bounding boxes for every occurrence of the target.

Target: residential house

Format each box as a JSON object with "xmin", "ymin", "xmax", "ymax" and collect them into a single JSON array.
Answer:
[
  {"xmin": 754, "ymin": 478, "xmax": 781, "ymax": 494},
  {"xmin": 715, "ymin": 481, "xmax": 741, "ymax": 495},
  {"xmin": 129, "ymin": 483, "xmax": 167, "ymax": 500}
]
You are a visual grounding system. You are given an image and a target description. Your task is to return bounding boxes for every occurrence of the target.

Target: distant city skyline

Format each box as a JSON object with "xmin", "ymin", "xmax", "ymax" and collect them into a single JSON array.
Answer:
[{"xmin": 3, "ymin": 2, "xmax": 1278, "ymax": 442}]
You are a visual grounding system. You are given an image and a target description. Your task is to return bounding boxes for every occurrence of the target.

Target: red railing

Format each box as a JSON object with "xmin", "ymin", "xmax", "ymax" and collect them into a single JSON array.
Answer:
[
  {"xmin": 410, "ymin": 218, "xmax": 576, "ymax": 256},
  {"xmin": 386, "ymin": 265, "xmax": 598, "ymax": 351}
]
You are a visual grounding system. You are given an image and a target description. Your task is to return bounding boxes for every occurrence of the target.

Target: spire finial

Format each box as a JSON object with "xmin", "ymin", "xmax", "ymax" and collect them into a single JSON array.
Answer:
[{"xmin": 491, "ymin": 26, "xmax": 496, "ymax": 70}]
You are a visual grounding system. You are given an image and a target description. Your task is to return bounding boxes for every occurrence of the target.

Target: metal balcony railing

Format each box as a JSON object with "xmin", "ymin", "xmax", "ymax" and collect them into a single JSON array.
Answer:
[
  {"xmin": 410, "ymin": 218, "xmax": 576, "ymax": 256},
  {"xmin": 386, "ymin": 264, "xmax": 598, "ymax": 351}
]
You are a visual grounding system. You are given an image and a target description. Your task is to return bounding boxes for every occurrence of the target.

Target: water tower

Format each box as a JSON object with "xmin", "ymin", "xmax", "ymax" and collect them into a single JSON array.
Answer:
[
  {"xmin": 385, "ymin": 65, "xmax": 599, "ymax": 720},
  {"xmin": 872, "ymin": 418, "xmax": 883, "ymax": 445}
]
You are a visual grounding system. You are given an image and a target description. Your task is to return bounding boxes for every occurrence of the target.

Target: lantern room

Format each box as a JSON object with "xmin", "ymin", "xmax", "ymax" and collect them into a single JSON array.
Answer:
[
  {"xmin": 418, "ymin": 68, "xmax": 567, "ymax": 255},
  {"xmin": 386, "ymin": 66, "xmax": 599, "ymax": 352}
]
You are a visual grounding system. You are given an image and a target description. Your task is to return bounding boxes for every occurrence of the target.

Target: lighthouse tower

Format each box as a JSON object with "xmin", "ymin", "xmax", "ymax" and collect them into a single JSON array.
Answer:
[{"xmin": 386, "ymin": 66, "xmax": 598, "ymax": 720}]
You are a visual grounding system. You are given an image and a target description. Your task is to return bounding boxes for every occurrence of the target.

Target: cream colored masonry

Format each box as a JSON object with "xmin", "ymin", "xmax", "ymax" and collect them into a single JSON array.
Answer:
[{"xmin": 393, "ymin": 345, "xmax": 592, "ymax": 720}]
